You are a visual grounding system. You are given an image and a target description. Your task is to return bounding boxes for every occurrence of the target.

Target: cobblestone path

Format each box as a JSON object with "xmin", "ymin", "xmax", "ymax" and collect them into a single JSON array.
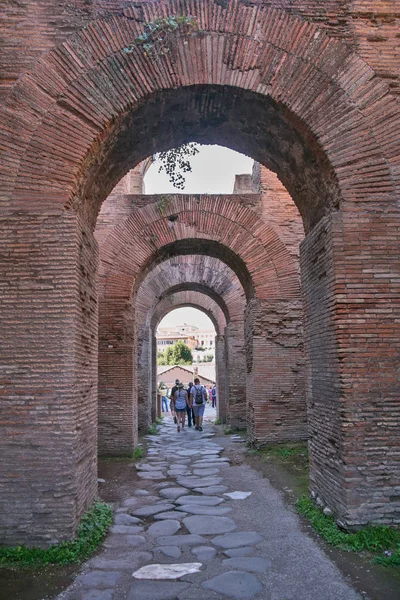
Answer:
[{"xmin": 57, "ymin": 410, "xmax": 361, "ymax": 600}]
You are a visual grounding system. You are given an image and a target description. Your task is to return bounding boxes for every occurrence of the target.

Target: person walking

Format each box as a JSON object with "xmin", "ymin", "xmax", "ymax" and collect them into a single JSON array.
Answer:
[
  {"xmin": 159, "ymin": 381, "xmax": 169, "ymax": 412},
  {"xmin": 170, "ymin": 379, "xmax": 180, "ymax": 424},
  {"xmin": 186, "ymin": 381, "xmax": 194, "ymax": 427},
  {"xmin": 211, "ymin": 383, "xmax": 217, "ymax": 408},
  {"xmin": 190, "ymin": 377, "xmax": 207, "ymax": 432},
  {"xmin": 173, "ymin": 382, "xmax": 188, "ymax": 432}
]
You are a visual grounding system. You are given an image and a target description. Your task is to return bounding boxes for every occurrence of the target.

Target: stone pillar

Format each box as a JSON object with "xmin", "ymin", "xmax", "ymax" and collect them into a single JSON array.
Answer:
[
  {"xmin": 98, "ymin": 297, "xmax": 137, "ymax": 456},
  {"xmin": 137, "ymin": 324, "xmax": 152, "ymax": 432},
  {"xmin": 215, "ymin": 334, "xmax": 227, "ymax": 422},
  {"xmin": 245, "ymin": 298, "xmax": 307, "ymax": 444},
  {"xmin": 0, "ymin": 210, "xmax": 98, "ymax": 546},
  {"xmin": 224, "ymin": 323, "xmax": 246, "ymax": 428},
  {"xmin": 301, "ymin": 210, "xmax": 400, "ymax": 527}
]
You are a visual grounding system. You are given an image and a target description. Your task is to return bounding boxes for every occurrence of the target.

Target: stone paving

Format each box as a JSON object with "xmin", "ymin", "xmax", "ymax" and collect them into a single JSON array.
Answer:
[{"xmin": 57, "ymin": 408, "xmax": 361, "ymax": 600}]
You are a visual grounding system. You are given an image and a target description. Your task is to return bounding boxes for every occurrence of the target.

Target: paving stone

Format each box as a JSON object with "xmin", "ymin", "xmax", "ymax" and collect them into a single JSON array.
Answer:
[
  {"xmin": 155, "ymin": 546, "xmax": 182, "ymax": 559},
  {"xmin": 224, "ymin": 491, "xmax": 252, "ymax": 500},
  {"xmin": 177, "ymin": 477, "xmax": 222, "ymax": 488},
  {"xmin": 134, "ymin": 489, "xmax": 150, "ymax": 496},
  {"xmin": 131, "ymin": 504, "xmax": 174, "ymax": 517},
  {"xmin": 193, "ymin": 468, "xmax": 220, "ymax": 476},
  {"xmin": 176, "ymin": 505, "xmax": 232, "ymax": 516},
  {"xmin": 212, "ymin": 532, "xmax": 263, "ymax": 549},
  {"xmin": 147, "ymin": 520, "xmax": 181, "ymax": 537},
  {"xmin": 175, "ymin": 495, "xmax": 224, "ymax": 506},
  {"xmin": 222, "ymin": 557, "xmax": 271, "ymax": 573},
  {"xmin": 127, "ymin": 580, "xmax": 191, "ymax": 600},
  {"xmin": 137, "ymin": 471, "xmax": 166, "ymax": 480},
  {"xmin": 153, "ymin": 510, "xmax": 188, "ymax": 520},
  {"xmin": 156, "ymin": 534, "xmax": 206, "ymax": 546},
  {"xmin": 76, "ymin": 570, "xmax": 122, "ymax": 588},
  {"xmin": 191, "ymin": 546, "xmax": 217, "ymax": 561},
  {"xmin": 193, "ymin": 486, "xmax": 228, "ymax": 495},
  {"xmin": 110, "ymin": 525, "xmax": 144, "ymax": 534},
  {"xmin": 114, "ymin": 513, "xmax": 143, "ymax": 526},
  {"xmin": 183, "ymin": 515, "xmax": 237, "ymax": 535},
  {"xmin": 202, "ymin": 571, "xmax": 263, "ymax": 599},
  {"xmin": 133, "ymin": 563, "xmax": 202, "ymax": 580},
  {"xmin": 223, "ymin": 547, "xmax": 254, "ymax": 557}
]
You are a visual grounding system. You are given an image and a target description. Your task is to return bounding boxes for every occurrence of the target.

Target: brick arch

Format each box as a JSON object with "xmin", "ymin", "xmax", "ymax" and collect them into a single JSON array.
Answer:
[
  {"xmin": 2, "ymin": 2, "xmax": 399, "ymax": 232},
  {"xmin": 151, "ymin": 292, "xmax": 226, "ymax": 336},
  {"xmin": 99, "ymin": 195, "xmax": 300, "ymax": 303},
  {"xmin": 135, "ymin": 254, "xmax": 246, "ymax": 328}
]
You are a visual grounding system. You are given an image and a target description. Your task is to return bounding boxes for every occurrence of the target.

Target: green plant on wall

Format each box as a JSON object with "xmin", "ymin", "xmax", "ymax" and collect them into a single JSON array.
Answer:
[
  {"xmin": 124, "ymin": 15, "xmax": 201, "ymax": 61},
  {"xmin": 157, "ymin": 195, "xmax": 172, "ymax": 215}
]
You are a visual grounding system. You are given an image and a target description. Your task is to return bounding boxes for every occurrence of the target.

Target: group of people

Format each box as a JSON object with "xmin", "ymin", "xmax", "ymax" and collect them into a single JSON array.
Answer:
[{"xmin": 159, "ymin": 379, "xmax": 217, "ymax": 433}]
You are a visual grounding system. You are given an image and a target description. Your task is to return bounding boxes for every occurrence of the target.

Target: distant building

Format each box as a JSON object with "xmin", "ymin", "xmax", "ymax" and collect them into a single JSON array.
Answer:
[
  {"xmin": 157, "ymin": 364, "xmax": 215, "ymax": 388},
  {"xmin": 157, "ymin": 323, "xmax": 215, "ymax": 361},
  {"xmin": 157, "ymin": 334, "xmax": 197, "ymax": 353}
]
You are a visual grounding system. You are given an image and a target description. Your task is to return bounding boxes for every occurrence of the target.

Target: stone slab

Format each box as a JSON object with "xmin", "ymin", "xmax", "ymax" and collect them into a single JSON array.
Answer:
[
  {"xmin": 132, "ymin": 563, "xmax": 202, "ymax": 580},
  {"xmin": 147, "ymin": 520, "xmax": 181, "ymax": 537},
  {"xmin": 114, "ymin": 514, "xmax": 143, "ymax": 525},
  {"xmin": 223, "ymin": 547, "xmax": 254, "ymax": 558},
  {"xmin": 183, "ymin": 515, "xmax": 237, "ymax": 535},
  {"xmin": 131, "ymin": 504, "xmax": 174, "ymax": 517},
  {"xmin": 177, "ymin": 505, "xmax": 232, "ymax": 516},
  {"xmin": 110, "ymin": 525, "xmax": 144, "ymax": 534},
  {"xmin": 191, "ymin": 545, "xmax": 217, "ymax": 561},
  {"xmin": 153, "ymin": 511, "xmax": 188, "ymax": 520},
  {"xmin": 156, "ymin": 534, "xmax": 206, "ymax": 547},
  {"xmin": 175, "ymin": 495, "xmax": 224, "ymax": 506},
  {"xmin": 224, "ymin": 491, "xmax": 252, "ymax": 500},
  {"xmin": 193, "ymin": 486, "xmax": 228, "ymax": 495},
  {"xmin": 202, "ymin": 571, "xmax": 263, "ymax": 599}
]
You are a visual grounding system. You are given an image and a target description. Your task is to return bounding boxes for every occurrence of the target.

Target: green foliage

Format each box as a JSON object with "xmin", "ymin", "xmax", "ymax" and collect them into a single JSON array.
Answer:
[
  {"xmin": 147, "ymin": 423, "xmax": 159, "ymax": 435},
  {"xmin": 214, "ymin": 417, "xmax": 222, "ymax": 425},
  {"xmin": 124, "ymin": 15, "xmax": 201, "ymax": 61},
  {"xmin": 157, "ymin": 143, "xmax": 199, "ymax": 189},
  {"xmin": 254, "ymin": 442, "xmax": 309, "ymax": 461},
  {"xmin": 156, "ymin": 195, "xmax": 172, "ymax": 215},
  {"xmin": 157, "ymin": 341, "xmax": 193, "ymax": 365},
  {"xmin": 0, "ymin": 502, "xmax": 113, "ymax": 568},
  {"xmin": 132, "ymin": 446, "xmax": 144, "ymax": 460},
  {"xmin": 296, "ymin": 496, "xmax": 400, "ymax": 565}
]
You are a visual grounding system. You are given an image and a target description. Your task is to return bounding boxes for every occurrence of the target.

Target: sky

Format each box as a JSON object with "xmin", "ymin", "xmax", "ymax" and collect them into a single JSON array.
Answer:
[
  {"xmin": 158, "ymin": 307, "xmax": 215, "ymax": 331},
  {"xmin": 148, "ymin": 145, "xmax": 251, "ymax": 332},
  {"xmin": 144, "ymin": 144, "xmax": 253, "ymax": 194}
]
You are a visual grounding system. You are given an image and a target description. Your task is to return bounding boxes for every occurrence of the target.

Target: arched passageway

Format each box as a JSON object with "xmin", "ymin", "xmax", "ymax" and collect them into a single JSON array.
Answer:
[{"xmin": 1, "ymin": 1, "xmax": 399, "ymax": 545}]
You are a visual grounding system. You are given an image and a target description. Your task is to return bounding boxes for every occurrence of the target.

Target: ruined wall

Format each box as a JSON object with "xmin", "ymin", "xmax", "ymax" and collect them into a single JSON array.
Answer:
[
  {"xmin": 2, "ymin": 1, "xmax": 400, "ymax": 104},
  {"xmin": 0, "ymin": 211, "xmax": 98, "ymax": 546}
]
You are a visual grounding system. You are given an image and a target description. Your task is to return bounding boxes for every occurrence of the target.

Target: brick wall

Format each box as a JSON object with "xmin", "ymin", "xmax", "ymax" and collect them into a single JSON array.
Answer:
[{"xmin": 0, "ymin": 210, "xmax": 98, "ymax": 546}]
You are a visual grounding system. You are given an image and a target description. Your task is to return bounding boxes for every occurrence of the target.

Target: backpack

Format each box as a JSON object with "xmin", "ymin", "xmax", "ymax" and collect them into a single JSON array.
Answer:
[
  {"xmin": 194, "ymin": 385, "xmax": 204, "ymax": 405},
  {"xmin": 175, "ymin": 390, "xmax": 186, "ymax": 411}
]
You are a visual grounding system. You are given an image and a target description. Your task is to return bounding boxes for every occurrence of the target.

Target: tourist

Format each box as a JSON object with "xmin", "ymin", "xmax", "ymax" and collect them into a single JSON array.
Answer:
[
  {"xmin": 186, "ymin": 381, "xmax": 194, "ymax": 427},
  {"xmin": 170, "ymin": 379, "xmax": 180, "ymax": 424},
  {"xmin": 190, "ymin": 377, "xmax": 207, "ymax": 432},
  {"xmin": 159, "ymin": 381, "xmax": 169, "ymax": 412},
  {"xmin": 173, "ymin": 382, "xmax": 188, "ymax": 432},
  {"xmin": 211, "ymin": 383, "xmax": 217, "ymax": 408}
]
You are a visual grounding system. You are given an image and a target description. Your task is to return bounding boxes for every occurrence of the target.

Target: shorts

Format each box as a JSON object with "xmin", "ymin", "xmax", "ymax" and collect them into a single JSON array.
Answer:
[
  {"xmin": 193, "ymin": 403, "xmax": 205, "ymax": 417},
  {"xmin": 175, "ymin": 407, "xmax": 187, "ymax": 413}
]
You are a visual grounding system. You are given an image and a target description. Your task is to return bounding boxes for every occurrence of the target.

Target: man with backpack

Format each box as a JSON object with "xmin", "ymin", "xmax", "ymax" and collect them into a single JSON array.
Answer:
[{"xmin": 190, "ymin": 377, "xmax": 207, "ymax": 432}]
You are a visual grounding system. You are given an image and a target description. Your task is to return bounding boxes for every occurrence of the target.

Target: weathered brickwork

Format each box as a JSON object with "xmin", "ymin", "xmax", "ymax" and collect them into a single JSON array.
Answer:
[
  {"xmin": 0, "ymin": 0, "xmax": 399, "ymax": 544},
  {"xmin": 0, "ymin": 211, "xmax": 98, "ymax": 546}
]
